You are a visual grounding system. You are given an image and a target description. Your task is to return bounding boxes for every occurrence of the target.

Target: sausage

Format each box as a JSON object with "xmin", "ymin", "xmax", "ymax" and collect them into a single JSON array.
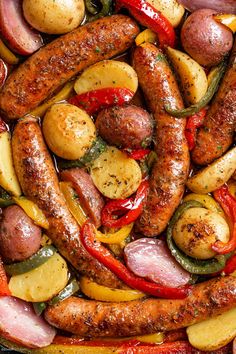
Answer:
[
  {"xmin": 0, "ymin": 205, "xmax": 41, "ymax": 262},
  {"xmin": 95, "ymin": 105, "xmax": 153, "ymax": 149},
  {"xmin": 45, "ymin": 275, "xmax": 236, "ymax": 337},
  {"xmin": 60, "ymin": 168, "xmax": 105, "ymax": 228},
  {"xmin": 132, "ymin": 43, "xmax": 189, "ymax": 236},
  {"xmin": 12, "ymin": 116, "xmax": 123, "ymax": 289},
  {"xmin": 192, "ymin": 39, "xmax": 236, "ymax": 165},
  {"xmin": 0, "ymin": 15, "xmax": 139, "ymax": 120}
]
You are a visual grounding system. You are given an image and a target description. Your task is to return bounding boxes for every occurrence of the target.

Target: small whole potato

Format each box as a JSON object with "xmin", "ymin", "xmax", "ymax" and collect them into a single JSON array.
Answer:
[
  {"xmin": 23, "ymin": 0, "xmax": 85, "ymax": 34},
  {"xmin": 181, "ymin": 9, "xmax": 233, "ymax": 67},
  {"xmin": 172, "ymin": 207, "xmax": 230, "ymax": 260},
  {"xmin": 0, "ymin": 205, "xmax": 42, "ymax": 262},
  {"xmin": 95, "ymin": 105, "xmax": 153, "ymax": 149},
  {"xmin": 43, "ymin": 103, "xmax": 96, "ymax": 160}
]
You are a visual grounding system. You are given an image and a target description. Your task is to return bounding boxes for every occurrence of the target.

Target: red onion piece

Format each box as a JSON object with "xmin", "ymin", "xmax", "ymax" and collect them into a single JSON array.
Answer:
[
  {"xmin": 0, "ymin": 0, "xmax": 43, "ymax": 55},
  {"xmin": 0, "ymin": 59, "xmax": 8, "ymax": 89},
  {"xmin": 124, "ymin": 238, "xmax": 190, "ymax": 287},
  {"xmin": 0, "ymin": 296, "xmax": 56, "ymax": 348},
  {"xmin": 178, "ymin": 0, "xmax": 236, "ymax": 14}
]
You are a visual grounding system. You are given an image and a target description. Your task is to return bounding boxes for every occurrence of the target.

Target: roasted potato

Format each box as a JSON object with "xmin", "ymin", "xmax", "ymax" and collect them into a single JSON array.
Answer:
[
  {"xmin": 43, "ymin": 103, "xmax": 96, "ymax": 160},
  {"xmin": 95, "ymin": 105, "xmax": 153, "ymax": 149},
  {"xmin": 9, "ymin": 253, "xmax": 68, "ymax": 302},
  {"xmin": 166, "ymin": 47, "xmax": 208, "ymax": 104},
  {"xmin": 147, "ymin": 0, "xmax": 185, "ymax": 27},
  {"xmin": 90, "ymin": 146, "xmax": 142, "ymax": 199},
  {"xmin": 172, "ymin": 207, "xmax": 230, "ymax": 259},
  {"xmin": 187, "ymin": 147, "xmax": 236, "ymax": 194},
  {"xmin": 23, "ymin": 0, "xmax": 85, "ymax": 34},
  {"xmin": 181, "ymin": 9, "xmax": 233, "ymax": 67},
  {"xmin": 74, "ymin": 60, "xmax": 138, "ymax": 95},
  {"xmin": 187, "ymin": 307, "xmax": 236, "ymax": 351}
]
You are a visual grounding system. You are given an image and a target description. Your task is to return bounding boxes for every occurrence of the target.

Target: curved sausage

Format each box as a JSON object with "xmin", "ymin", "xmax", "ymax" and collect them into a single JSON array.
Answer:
[
  {"xmin": 45, "ymin": 275, "xmax": 236, "ymax": 337},
  {"xmin": 192, "ymin": 39, "xmax": 236, "ymax": 165},
  {"xmin": 0, "ymin": 15, "xmax": 139, "ymax": 120},
  {"xmin": 132, "ymin": 43, "xmax": 189, "ymax": 236},
  {"xmin": 12, "ymin": 116, "xmax": 123, "ymax": 289},
  {"xmin": 60, "ymin": 168, "xmax": 105, "ymax": 228}
]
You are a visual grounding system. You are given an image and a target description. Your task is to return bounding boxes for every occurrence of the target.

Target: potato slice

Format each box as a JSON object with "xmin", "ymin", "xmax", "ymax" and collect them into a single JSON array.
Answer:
[
  {"xmin": 0, "ymin": 131, "xmax": 21, "ymax": 196},
  {"xmin": 9, "ymin": 253, "xmax": 68, "ymax": 302},
  {"xmin": 166, "ymin": 47, "xmax": 208, "ymax": 104},
  {"xmin": 187, "ymin": 147, "xmax": 236, "ymax": 194},
  {"xmin": 90, "ymin": 146, "xmax": 142, "ymax": 199},
  {"xmin": 74, "ymin": 60, "xmax": 138, "ymax": 95},
  {"xmin": 187, "ymin": 307, "xmax": 236, "ymax": 351},
  {"xmin": 147, "ymin": 0, "xmax": 185, "ymax": 27}
]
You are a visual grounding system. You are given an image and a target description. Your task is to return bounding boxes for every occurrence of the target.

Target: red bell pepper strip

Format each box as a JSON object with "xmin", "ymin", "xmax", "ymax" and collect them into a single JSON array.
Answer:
[
  {"xmin": 0, "ymin": 257, "xmax": 11, "ymax": 296},
  {"xmin": 116, "ymin": 0, "xmax": 176, "ymax": 47},
  {"xmin": 80, "ymin": 220, "xmax": 192, "ymax": 299},
  {"xmin": 185, "ymin": 108, "xmax": 207, "ymax": 151},
  {"xmin": 123, "ymin": 149, "xmax": 151, "ymax": 160},
  {"xmin": 101, "ymin": 180, "xmax": 149, "ymax": 228},
  {"xmin": 68, "ymin": 87, "xmax": 134, "ymax": 115},
  {"xmin": 212, "ymin": 185, "xmax": 236, "ymax": 254},
  {"xmin": 222, "ymin": 254, "xmax": 236, "ymax": 275}
]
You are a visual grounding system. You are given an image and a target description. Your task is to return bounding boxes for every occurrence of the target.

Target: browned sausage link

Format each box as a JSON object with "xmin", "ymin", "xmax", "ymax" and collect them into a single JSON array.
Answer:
[
  {"xmin": 45, "ymin": 276, "xmax": 236, "ymax": 337},
  {"xmin": 192, "ymin": 39, "xmax": 236, "ymax": 165},
  {"xmin": 12, "ymin": 117, "xmax": 123, "ymax": 289},
  {"xmin": 0, "ymin": 15, "xmax": 139, "ymax": 120},
  {"xmin": 133, "ymin": 43, "xmax": 189, "ymax": 236}
]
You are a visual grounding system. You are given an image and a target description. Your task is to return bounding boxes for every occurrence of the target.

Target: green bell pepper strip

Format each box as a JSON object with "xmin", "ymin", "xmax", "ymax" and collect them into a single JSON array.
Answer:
[
  {"xmin": 49, "ymin": 279, "xmax": 79, "ymax": 306},
  {"xmin": 33, "ymin": 302, "xmax": 47, "ymax": 316},
  {"xmin": 167, "ymin": 201, "xmax": 232, "ymax": 274},
  {"xmin": 0, "ymin": 187, "xmax": 14, "ymax": 207},
  {"xmin": 85, "ymin": 0, "xmax": 112, "ymax": 20},
  {"xmin": 165, "ymin": 61, "xmax": 226, "ymax": 118},
  {"xmin": 5, "ymin": 245, "xmax": 56, "ymax": 276}
]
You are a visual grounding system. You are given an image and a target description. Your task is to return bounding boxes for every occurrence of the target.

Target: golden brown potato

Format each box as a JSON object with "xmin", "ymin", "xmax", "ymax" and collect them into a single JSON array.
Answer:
[
  {"xmin": 23, "ymin": 0, "xmax": 85, "ymax": 34},
  {"xmin": 43, "ymin": 103, "xmax": 96, "ymax": 160},
  {"xmin": 172, "ymin": 207, "xmax": 230, "ymax": 259}
]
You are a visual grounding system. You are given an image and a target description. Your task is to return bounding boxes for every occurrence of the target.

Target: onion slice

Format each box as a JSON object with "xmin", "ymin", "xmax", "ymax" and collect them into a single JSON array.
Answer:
[
  {"xmin": 0, "ymin": 0, "xmax": 43, "ymax": 55},
  {"xmin": 178, "ymin": 0, "xmax": 236, "ymax": 14},
  {"xmin": 124, "ymin": 238, "xmax": 191, "ymax": 287}
]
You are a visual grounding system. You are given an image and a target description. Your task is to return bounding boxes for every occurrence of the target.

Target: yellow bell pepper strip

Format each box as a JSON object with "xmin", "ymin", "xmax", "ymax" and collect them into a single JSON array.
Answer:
[
  {"xmin": 228, "ymin": 180, "xmax": 236, "ymax": 199},
  {"xmin": 184, "ymin": 193, "xmax": 225, "ymax": 218},
  {"xmin": 212, "ymin": 185, "xmax": 236, "ymax": 254},
  {"xmin": 29, "ymin": 81, "xmax": 74, "ymax": 117},
  {"xmin": 60, "ymin": 181, "xmax": 134, "ymax": 244},
  {"xmin": 214, "ymin": 14, "xmax": 236, "ymax": 33},
  {"xmin": 13, "ymin": 196, "xmax": 49, "ymax": 229},
  {"xmin": 135, "ymin": 29, "xmax": 157, "ymax": 46},
  {"xmin": 0, "ymin": 39, "xmax": 19, "ymax": 65},
  {"xmin": 80, "ymin": 276, "xmax": 145, "ymax": 302},
  {"xmin": 60, "ymin": 181, "xmax": 87, "ymax": 227},
  {"xmin": 96, "ymin": 223, "xmax": 133, "ymax": 244},
  {"xmin": 81, "ymin": 220, "xmax": 192, "ymax": 299}
]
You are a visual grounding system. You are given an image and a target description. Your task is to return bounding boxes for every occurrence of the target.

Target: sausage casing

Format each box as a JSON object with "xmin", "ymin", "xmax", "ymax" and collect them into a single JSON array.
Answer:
[
  {"xmin": 0, "ymin": 15, "xmax": 139, "ymax": 119},
  {"xmin": 192, "ymin": 39, "xmax": 236, "ymax": 165},
  {"xmin": 45, "ymin": 276, "xmax": 236, "ymax": 337},
  {"xmin": 133, "ymin": 43, "xmax": 189, "ymax": 236},
  {"xmin": 12, "ymin": 117, "xmax": 123, "ymax": 288}
]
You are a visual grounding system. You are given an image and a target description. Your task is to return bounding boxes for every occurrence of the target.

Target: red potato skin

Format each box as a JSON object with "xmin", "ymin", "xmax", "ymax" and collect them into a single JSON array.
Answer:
[
  {"xmin": 60, "ymin": 168, "xmax": 105, "ymax": 228},
  {"xmin": 192, "ymin": 39, "xmax": 236, "ymax": 165},
  {"xmin": 45, "ymin": 276, "xmax": 236, "ymax": 337},
  {"xmin": 181, "ymin": 9, "xmax": 233, "ymax": 67},
  {"xmin": 12, "ymin": 117, "xmax": 123, "ymax": 289},
  {"xmin": 132, "ymin": 43, "xmax": 189, "ymax": 236},
  {"xmin": 0, "ymin": 205, "xmax": 41, "ymax": 262},
  {"xmin": 95, "ymin": 105, "xmax": 153, "ymax": 149},
  {"xmin": 0, "ymin": 15, "xmax": 139, "ymax": 120}
]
